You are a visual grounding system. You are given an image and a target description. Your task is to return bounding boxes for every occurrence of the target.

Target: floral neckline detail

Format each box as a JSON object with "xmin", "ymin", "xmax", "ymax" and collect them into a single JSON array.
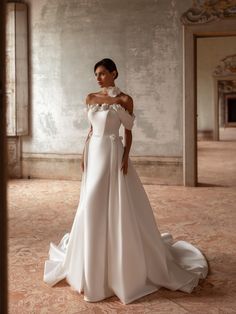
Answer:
[
  {"xmin": 87, "ymin": 103, "xmax": 124, "ymax": 111},
  {"xmin": 85, "ymin": 103, "xmax": 135, "ymax": 117}
]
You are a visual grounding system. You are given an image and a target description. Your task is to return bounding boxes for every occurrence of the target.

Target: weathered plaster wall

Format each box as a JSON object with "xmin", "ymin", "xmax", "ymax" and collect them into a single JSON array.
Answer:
[
  {"xmin": 22, "ymin": 0, "xmax": 191, "ymax": 156},
  {"xmin": 197, "ymin": 36, "xmax": 236, "ymax": 131}
]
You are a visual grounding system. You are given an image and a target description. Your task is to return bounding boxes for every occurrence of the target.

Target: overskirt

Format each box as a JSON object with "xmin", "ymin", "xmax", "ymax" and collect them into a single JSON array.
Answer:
[{"xmin": 43, "ymin": 134, "xmax": 208, "ymax": 304}]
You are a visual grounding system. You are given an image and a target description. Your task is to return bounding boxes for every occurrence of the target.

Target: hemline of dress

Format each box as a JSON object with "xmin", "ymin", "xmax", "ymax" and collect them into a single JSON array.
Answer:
[{"xmin": 82, "ymin": 285, "xmax": 160, "ymax": 305}]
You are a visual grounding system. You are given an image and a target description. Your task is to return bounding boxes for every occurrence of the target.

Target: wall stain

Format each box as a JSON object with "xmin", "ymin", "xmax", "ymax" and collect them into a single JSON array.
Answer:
[{"xmin": 39, "ymin": 112, "xmax": 58, "ymax": 136}]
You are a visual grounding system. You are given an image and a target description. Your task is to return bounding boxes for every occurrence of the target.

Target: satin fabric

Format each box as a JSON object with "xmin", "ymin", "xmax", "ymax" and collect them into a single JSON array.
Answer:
[{"xmin": 43, "ymin": 103, "xmax": 208, "ymax": 304}]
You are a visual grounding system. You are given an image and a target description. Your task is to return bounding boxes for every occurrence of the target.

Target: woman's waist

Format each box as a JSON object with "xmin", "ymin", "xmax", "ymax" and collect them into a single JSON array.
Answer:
[{"xmin": 90, "ymin": 132, "xmax": 123, "ymax": 141}]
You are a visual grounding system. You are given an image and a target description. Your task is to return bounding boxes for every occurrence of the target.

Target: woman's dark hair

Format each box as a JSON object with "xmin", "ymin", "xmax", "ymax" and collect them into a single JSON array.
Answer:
[{"xmin": 94, "ymin": 58, "xmax": 118, "ymax": 79}]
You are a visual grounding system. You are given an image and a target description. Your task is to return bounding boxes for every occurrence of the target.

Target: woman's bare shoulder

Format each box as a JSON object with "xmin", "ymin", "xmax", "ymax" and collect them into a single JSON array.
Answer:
[{"xmin": 85, "ymin": 92, "xmax": 100, "ymax": 105}]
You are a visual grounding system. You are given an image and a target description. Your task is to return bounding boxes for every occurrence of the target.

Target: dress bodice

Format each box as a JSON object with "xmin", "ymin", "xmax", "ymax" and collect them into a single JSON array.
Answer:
[{"xmin": 86, "ymin": 103, "xmax": 136, "ymax": 137}]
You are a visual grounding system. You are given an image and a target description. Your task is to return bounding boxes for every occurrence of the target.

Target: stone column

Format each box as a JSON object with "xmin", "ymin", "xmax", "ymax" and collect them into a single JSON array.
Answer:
[{"xmin": 6, "ymin": 3, "xmax": 28, "ymax": 178}]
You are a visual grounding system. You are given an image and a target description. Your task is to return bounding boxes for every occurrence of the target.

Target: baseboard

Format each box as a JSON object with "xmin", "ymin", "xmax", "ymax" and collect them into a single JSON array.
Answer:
[
  {"xmin": 197, "ymin": 130, "xmax": 213, "ymax": 141},
  {"xmin": 22, "ymin": 153, "xmax": 183, "ymax": 185}
]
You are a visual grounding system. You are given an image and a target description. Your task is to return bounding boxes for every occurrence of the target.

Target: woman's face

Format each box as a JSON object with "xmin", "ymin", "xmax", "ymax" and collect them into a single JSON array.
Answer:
[{"xmin": 94, "ymin": 65, "xmax": 116, "ymax": 88}]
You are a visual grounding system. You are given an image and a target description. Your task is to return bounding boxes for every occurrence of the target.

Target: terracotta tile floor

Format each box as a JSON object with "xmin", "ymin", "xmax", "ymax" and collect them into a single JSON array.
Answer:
[{"xmin": 8, "ymin": 141, "xmax": 236, "ymax": 313}]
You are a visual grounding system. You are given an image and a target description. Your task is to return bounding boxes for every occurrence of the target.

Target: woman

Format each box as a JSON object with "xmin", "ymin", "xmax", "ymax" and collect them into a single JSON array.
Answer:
[{"xmin": 43, "ymin": 58, "xmax": 208, "ymax": 305}]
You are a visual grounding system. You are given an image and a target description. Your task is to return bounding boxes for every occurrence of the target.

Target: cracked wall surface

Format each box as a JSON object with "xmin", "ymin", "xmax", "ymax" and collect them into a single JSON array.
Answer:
[{"xmin": 22, "ymin": 0, "xmax": 191, "ymax": 156}]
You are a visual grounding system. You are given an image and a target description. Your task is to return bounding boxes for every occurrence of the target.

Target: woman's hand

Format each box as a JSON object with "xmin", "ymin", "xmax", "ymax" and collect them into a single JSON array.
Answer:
[
  {"xmin": 120, "ymin": 152, "xmax": 129, "ymax": 175},
  {"xmin": 81, "ymin": 153, "xmax": 84, "ymax": 172}
]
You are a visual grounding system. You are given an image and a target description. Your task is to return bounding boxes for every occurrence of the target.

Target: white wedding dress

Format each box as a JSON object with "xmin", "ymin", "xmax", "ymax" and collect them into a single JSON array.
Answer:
[{"xmin": 43, "ymin": 103, "xmax": 208, "ymax": 304}]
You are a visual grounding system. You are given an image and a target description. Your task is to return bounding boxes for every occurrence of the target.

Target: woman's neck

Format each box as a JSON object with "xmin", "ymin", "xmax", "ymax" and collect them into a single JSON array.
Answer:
[{"xmin": 101, "ymin": 85, "xmax": 121, "ymax": 97}]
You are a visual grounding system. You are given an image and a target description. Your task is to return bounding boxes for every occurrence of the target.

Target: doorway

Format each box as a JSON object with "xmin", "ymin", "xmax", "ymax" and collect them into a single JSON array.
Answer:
[
  {"xmin": 183, "ymin": 18, "xmax": 236, "ymax": 186},
  {"xmin": 197, "ymin": 36, "xmax": 236, "ymax": 187}
]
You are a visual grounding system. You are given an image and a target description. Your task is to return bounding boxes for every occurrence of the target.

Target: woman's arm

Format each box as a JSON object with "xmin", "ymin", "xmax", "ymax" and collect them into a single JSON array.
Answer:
[
  {"xmin": 81, "ymin": 124, "xmax": 93, "ymax": 172},
  {"xmin": 81, "ymin": 96, "xmax": 93, "ymax": 172},
  {"xmin": 120, "ymin": 96, "xmax": 134, "ymax": 175}
]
